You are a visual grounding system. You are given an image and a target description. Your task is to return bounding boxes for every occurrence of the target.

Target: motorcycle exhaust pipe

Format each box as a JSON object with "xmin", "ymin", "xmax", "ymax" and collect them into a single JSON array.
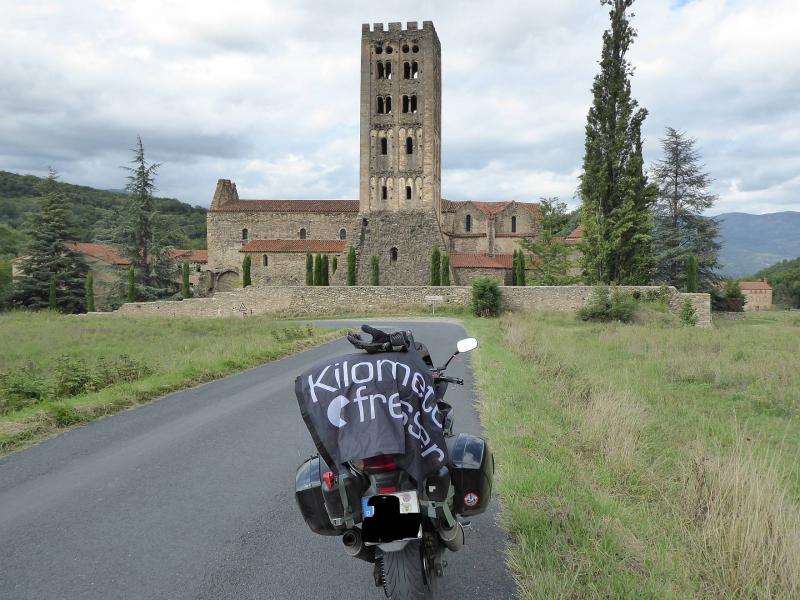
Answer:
[
  {"xmin": 342, "ymin": 528, "xmax": 375, "ymax": 563},
  {"xmin": 437, "ymin": 522, "xmax": 465, "ymax": 552}
]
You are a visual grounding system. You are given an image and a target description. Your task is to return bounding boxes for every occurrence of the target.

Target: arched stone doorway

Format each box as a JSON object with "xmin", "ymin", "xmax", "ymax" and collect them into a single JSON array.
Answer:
[{"xmin": 214, "ymin": 270, "xmax": 240, "ymax": 292}]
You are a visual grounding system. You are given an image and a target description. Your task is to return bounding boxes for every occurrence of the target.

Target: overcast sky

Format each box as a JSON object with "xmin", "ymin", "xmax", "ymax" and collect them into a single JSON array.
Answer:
[{"xmin": 2, "ymin": 0, "xmax": 798, "ymax": 215}]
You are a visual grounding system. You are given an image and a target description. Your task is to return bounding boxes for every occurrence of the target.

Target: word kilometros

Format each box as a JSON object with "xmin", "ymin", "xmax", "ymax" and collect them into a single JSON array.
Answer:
[{"xmin": 295, "ymin": 351, "xmax": 449, "ymax": 481}]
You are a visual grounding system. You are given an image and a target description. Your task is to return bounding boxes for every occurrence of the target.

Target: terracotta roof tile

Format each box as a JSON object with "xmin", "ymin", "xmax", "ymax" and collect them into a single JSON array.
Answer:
[
  {"xmin": 442, "ymin": 199, "xmax": 541, "ymax": 216},
  {"xmin": 240, "ymin": 239, "xmax": 348, "ymax": 253},
  {"xmin": 172, "ymin": 249, "xmax": 208, "ymax": 263},
  {"xmin": 213, "ymin": 199, "xmax": 359, "ymax": 213},
  {"xmin": 739, "ymin": 280, "xmax": 772, "ymax": 290},
  {"xmin": 65, "ymin": 242, "xmax": 130, "ymax": 266},
  {"xmin": 443, "ymin": 232, "xmax": 487, "ymax": 238},
  {"xmin": 451, "ymin": 253, "xmax": 511, "ymax": 270}
]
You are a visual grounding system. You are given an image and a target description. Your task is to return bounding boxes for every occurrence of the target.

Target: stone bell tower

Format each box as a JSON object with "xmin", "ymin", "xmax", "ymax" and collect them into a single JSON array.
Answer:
[{"xmin": 354, "ymin": 21, "xmax": 445, "ymax": 285}]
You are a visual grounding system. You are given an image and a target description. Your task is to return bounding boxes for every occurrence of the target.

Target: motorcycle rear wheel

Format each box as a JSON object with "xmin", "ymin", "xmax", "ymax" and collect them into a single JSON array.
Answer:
[{"xmin": 380, "ymin": 540, "xmax": 432, "ymax": 599}]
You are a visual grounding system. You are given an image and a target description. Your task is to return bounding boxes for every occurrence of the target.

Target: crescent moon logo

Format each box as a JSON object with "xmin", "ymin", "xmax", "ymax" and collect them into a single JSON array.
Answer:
[{"xmin": 327, "ymin": 395, "xmax": 349, "ymax": 428}]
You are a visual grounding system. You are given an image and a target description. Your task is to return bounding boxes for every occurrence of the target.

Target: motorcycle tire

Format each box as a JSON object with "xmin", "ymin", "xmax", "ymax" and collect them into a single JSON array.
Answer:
[{"xmin": 380, "ymin": 540, "xmax": 431, "ymax": 600}]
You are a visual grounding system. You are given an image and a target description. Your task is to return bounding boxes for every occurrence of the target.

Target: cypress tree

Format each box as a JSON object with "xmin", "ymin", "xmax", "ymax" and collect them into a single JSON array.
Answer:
[
  {"xmin": 371, "ymin": 255, "xmax": 380, "ymax": 286},
  {"xmin": 347, "ymin": 247, "xmax": 356, "ymax": 286},
  {"xmin": 12, "ymin": 169, "xmax": 88, "ymax": 312},
  {"xmin": 305, "ymin": 252, "xmax": 313, "ymax": 285},
  {"xmin": 332, "ymin": 256, "xmax": 338, "ymax": 275},
  {"xmin": 314, "ymin": 254, "xmax": 322, "ymax": 286},
  {"xmin": 242, "ymin": 254, "xmax": 252, "ymax": 287},
  {"xmin": 181, "ymin": 261, "xmax": 191, "ymax": 298},
  {"xmin": 322, "ymin": 255, "xmax": 329, "ymax": 286},
  {"xmin": 48, "ymin": 274, "xmax": 57, "ymax": 310},
  {"xmin": 517, "ymin": 251, "xmax": 526, "ymax": 287},
  {"xmin": 686, "ymin": 254, "xmax": 699, "ymax": 293},
  {"xmin": 430, "ymin": 247, "xmax": 441, "ymax": 286},
  {"xmin": 579, "ymin": 0, "xmax": 655, "ymax": 285},
  {"xmin": 512, "ymin": 250, "xmax": 520, "ymax": 285},
  {"xmin": 440, "ymin": 253, "xmax": 450, "ymax": 286},
  {"xmin": 127, "ymin": 265, "xmax": 135, "ymax": 302},
  {"xmin": 86, "ymin": 272, "xmax": 95, "ymax": 312}
]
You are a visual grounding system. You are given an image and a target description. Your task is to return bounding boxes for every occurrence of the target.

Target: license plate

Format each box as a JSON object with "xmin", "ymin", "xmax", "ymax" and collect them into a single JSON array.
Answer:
[{"xmin": 362, "ymin": 491, "xmax": 419, "ymax": 518}]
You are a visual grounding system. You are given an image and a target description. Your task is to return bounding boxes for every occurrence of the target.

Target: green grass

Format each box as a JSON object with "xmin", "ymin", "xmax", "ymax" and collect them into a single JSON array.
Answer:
[
  {"xmin": 465, "ymin": 311, "xmax": 800, "ymax": 599},
  {"xmin": 0, "ymin": 311, "xmax": 343, "ymax": 455}
]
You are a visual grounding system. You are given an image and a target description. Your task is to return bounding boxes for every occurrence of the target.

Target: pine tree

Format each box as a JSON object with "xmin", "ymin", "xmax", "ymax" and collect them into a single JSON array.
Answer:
[
  {"xmin": 314, "ymin": 254, "xmax": 322, "ymax": 286},
  {"xmin": 12, "ymin": 169, "xmax": 88, "ymax": 312},
  {"xmin": 440, "ymin": 254, "xmax": 450, "ymax": 286},
  {"xmin": 322, "ymin": 255, "xmax": 329, "ymax": 286},
  {"xmin": 430, "ymin": 247, "xmax": 441, "ymax": 286},
  {"xmin": 579, "ymin": 0, "xmax": 655, "ymax": 285},
  {"xmin": 107, "ymin": 137, "xmax": 180, "ymax": 301},
  {"xmin": 347, "ymin": 247, "xmax": 356, "ymax": 286},
  {"xmin": 371, "ymin": 255, "xmax": 380, "ymax": 286},
  {"xmin": 242, "ymin": 254, "xmax": 252, "ymax": 287},
  {"xmin": 305, "ymin": 252, "xmax": 313, "ymax": 286},
  {"xmin": 521, "ymin": 198, "xmax": 577, "ymax": 285},
  {"xmin": 86, "ymin": 272, "xmax": 95, "ymax": 312},
  {"xmin": 48, "ymin": 275, "xmax": 57, "ymax": 310},
  {"xmin": 686, "ymin": 254, "xmax": 699, "ymax": 293},
  {"xmin": 127, "ymin": 265, "xmax": 135, "ymax": 302},
  {"xmin": 651, "ymin": 127, "xmax": 721, "ymax": 290},
  {"xmin": 181, "ymin": 261, "xmax": 191, "ymax": 298}
]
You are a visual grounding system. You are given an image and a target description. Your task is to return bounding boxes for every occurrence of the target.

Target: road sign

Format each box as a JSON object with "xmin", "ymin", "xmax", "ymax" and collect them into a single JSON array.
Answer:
[{"xmin": 425, "ymin": 295, "xmax": 444, "ymax": 315}]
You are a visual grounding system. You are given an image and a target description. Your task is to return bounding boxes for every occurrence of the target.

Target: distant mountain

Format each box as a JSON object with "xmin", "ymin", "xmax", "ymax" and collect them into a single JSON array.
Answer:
[
  {"xmin": 0, "ymin": 171, "xmax": 207, "ymax": 256},
  {"xmin": 714, "ymin": 211, "xmax": 800, "ymax": 278}
]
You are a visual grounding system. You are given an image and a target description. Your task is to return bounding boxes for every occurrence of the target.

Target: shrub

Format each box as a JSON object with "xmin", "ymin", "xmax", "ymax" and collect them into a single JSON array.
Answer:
[
  {"xmin": 680, "ymin": 298, "xmax": 699, "ymax": 326},
  {"xmin": 0, "ymin": 363, "xmax": 48, "ymax": 414},
  {"xmin": 578, "ymin": 287, "xmax": 636, "ymax": 323},
  {"xmin": 46, "ymin": 402, "xmax": 85, "ymax": 427},
  {"xmin": 54, "ymin": 355, "xmax": 93, "ymax": 398},
  {"xmin": 472, "ymin": 277, "xmax": 502, "ymax": 317}
]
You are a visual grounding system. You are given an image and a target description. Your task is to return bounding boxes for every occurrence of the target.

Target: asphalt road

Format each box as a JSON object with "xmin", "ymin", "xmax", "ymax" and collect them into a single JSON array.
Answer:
[{"xmin": 0, "ymin": 319, "xmax": 515, "ymax": 600}]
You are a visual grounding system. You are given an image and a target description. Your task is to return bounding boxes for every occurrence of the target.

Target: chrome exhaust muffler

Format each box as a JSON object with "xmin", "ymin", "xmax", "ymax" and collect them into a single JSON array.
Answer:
[
  {"xmin": 342, "ymin": 528, "xmax": 375, "ymax": 562},
  {"xmin": 437, "ymin": 522, "xmax": 464, "ymax": 552}
]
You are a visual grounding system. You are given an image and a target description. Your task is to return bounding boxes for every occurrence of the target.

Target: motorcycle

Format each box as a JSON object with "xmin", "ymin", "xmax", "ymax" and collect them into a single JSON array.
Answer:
[{"xmin": 294, "ymin": 325, "xmax": 494, "ymax": 599}]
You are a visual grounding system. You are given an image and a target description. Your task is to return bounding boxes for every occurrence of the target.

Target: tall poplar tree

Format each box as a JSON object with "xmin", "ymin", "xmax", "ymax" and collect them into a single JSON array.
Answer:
[
  {"xmin": 13, "ymin": 169, "xmax": 88, "ymax": 312},
  {"xmin": 651, "ymin": 127, "xmax": 721, "ymax": 290},
  {"xmin": 579, "ymin": 0, "xmax": 655, "ymax": 284}
]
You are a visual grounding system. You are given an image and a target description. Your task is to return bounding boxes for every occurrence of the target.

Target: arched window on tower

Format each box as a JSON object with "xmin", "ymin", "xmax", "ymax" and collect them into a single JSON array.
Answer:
[
  {"xmin": 410, "ymin": 95, "xmax": 418, "ymax": 113},
  {"xmin": 385, "ymin": 61, "xmax": 392, "ymax": 79},
  {"xmin": 263, "ymin": 255, "xmax": 268, "ymax": 267},
  {"xmin": 403, "ymin": 62, "xmax": 411, "ymax": 79},
  {"xmin": 242, "ymin": 228, "xmax": 248, "ymax": 242},
  {"xmin": 377, "ymin": 96, "xmax": 384, "ymax": 114},
  {"xmin": 406, "ymin": 137, "xmax": 413, "ymax": 154},
  {"xmin": 390, "ymin": 247, "xmax": 398, "ymax": 262},
  {"xmin": 405, "ymin": 185, "xmax": 412, "ymax": 200},
  {"xmin": 377, "ymin": 62, "xmax": 385, "ymax": 79},
  {"xmin": 385, "ymin": 96, "xmax": 392, "ymax": 113},
  {"xmin": 511, "ymin": 216, "xmax": 517, "ymax": 233},
  {"xmin": 402, "ymin": 95, "xmax": 409, "ymax": 113},
  {"xmin": 380, "ymin": 137, "xmax": 388, "ymax": 155},
  {"xmin": 411, "ymin": 62, "xmax": 419, "ymax": 79},
  {"xmin": 339, "ymin": 228, "xmax": 347, "ymax": 240},
  {"xmin": 299, "ymin": 228, "xmax": 307, "ymax": 240},
  {"xmin": 382, "ymin": 185, "xmax": 388, "ymax": 200},
  {"xmin": 465, "ymin": 214, "xmax": 472, "ymax": 233}
]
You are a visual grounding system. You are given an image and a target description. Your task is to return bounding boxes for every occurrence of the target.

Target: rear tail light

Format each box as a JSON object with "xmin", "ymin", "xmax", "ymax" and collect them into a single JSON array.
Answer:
[
  {"xmin": 363, "ymin": 455, "xmax": 398, "ymax": 474},
  {"xmin": 322, "ymin": 471, "xmax": 336, "ymax": 491}
]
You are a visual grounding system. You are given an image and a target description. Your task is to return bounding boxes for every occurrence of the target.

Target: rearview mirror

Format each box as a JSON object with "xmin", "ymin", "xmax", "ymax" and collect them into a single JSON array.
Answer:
[{"xmin": 456, "ymin": 338, "xmax": 478, "ymax": 354}]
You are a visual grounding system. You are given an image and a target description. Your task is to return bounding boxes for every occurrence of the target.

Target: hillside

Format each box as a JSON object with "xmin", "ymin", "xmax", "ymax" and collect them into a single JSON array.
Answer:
[
  {"xmin": 0, "ymin": 171, "xmax": 206, "ymax": 256},
  {"xmin": 750, "ymin": 256, "xmax": 800, "ymax": 308},
  {"xmin": 715, "ymin": 211, "xmax": 800, "ymax": 277}
]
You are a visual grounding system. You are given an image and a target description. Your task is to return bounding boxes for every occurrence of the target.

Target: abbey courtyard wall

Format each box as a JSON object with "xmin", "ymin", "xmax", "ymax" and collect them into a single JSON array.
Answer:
[{"xmin": 115, "ymin": 285, "xmax": 712, "ymax": 327}]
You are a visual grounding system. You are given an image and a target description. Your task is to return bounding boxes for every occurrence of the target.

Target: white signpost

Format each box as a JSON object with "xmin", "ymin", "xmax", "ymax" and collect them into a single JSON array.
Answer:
[{"xmin": 424, "ymin": 295, "xmax": 444, "ymax": 315}]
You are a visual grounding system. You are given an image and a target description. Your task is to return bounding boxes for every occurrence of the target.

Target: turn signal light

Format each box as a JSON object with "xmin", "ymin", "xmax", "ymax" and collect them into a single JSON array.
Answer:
[
  {"xmin": 363, "ymin": 455, "xmax": 398, "ymax": 474},
  {"xmin": 322, "ymin": 471, "xmax": 336, "ymax": 491}
]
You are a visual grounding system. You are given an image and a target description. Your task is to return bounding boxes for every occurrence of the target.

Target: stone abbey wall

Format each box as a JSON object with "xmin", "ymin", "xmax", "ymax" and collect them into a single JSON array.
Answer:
[{"xmin": 116, "ymin": 285, "xmax": 712, "ymax": 327}]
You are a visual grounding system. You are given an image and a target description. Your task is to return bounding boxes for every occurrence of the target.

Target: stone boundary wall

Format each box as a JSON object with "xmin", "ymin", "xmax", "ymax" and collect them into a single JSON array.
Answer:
[{"xmin": 116, "ymin": 285, "xmax": 712, "ymax": 327}]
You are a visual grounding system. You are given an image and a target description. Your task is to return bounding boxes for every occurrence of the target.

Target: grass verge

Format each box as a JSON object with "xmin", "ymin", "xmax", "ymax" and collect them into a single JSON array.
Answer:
[
  {"xmin": 0, "ymin": 311, "xmax": 343, "ymax": 456},
  {"xmin": 465, "ymin": 311, "xmax": 799, "ymax": 599}
]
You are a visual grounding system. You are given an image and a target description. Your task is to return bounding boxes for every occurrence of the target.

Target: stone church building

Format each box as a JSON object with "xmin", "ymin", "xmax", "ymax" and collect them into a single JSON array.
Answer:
[{"xmin": 207, "ymin": 21, "xmax": 562, "ymax": 290}]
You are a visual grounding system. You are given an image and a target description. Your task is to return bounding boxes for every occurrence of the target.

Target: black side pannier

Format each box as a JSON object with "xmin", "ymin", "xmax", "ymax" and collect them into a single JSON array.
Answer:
[
  {"xmin": 448, "ymin": 433, "xmax": 494, "ymax": 517},
  {"xmin": 294, "ymin": 455, "xmax": 340, "ymax": 536}
]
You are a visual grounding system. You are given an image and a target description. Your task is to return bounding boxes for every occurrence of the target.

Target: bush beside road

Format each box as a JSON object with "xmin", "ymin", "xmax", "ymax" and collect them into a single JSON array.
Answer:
[
  {"xmin": 467, "ymin": 311, "xmax": 799, "ymax": 598},
  {"xmin": 0, "ymin": 312, "xmax": 342, "ymax": 455}
]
